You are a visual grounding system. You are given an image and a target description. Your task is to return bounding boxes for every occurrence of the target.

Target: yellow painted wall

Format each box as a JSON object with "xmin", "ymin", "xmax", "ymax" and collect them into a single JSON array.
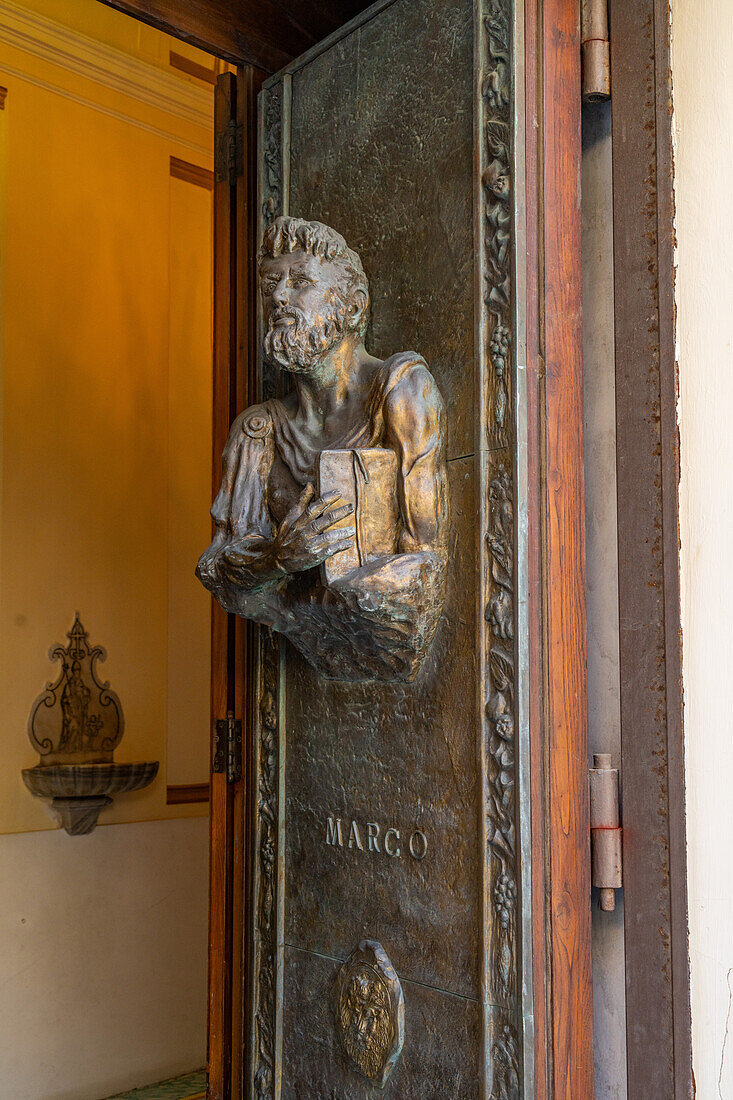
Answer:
[
  {"xmin": 0, "ymin": 0, "xmax": 214, "ymax": 832},
  {"xmin": 7, "ymin": 0, "xmax": 220, "ymax": 77}
]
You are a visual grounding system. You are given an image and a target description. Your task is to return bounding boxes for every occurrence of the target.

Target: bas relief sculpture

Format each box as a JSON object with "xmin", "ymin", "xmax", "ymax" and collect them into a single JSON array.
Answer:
[
  {"xmin": 333, "ymin": 940, "xmax": 405, "ymax": 1089},
  {"xmin": 197, "ymin": 216, "xmax": 449, "ymax": 682}
]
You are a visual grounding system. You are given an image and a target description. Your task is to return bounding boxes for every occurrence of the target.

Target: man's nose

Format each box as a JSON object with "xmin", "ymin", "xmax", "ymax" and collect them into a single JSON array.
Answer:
[{"xmin": 273, "ymin": 276, "xmax": 289, "ymax": 307}]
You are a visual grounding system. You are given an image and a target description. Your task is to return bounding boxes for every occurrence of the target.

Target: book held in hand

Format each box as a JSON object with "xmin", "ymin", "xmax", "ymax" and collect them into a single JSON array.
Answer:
[{"xmin": 317, "ymin": 448, "xmax": 400, "ymax": 584}]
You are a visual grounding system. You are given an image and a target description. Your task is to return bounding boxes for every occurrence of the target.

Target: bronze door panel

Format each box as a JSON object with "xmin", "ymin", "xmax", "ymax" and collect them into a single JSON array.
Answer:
[{"xmin": 243, "ymin": 0, "xmax": 530, "ymax": 1094}]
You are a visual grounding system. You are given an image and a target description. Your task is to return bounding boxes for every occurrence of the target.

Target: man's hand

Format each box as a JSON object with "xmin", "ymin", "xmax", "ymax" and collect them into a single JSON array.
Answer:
[{"xmin": 272, "ymin": 484, "xmax": 355, "ymax": 574}]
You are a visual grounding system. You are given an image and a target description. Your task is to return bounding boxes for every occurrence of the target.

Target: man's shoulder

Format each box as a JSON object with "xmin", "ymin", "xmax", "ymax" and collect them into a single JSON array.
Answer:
[
  {"xmin": 380, "ymin": 352, "xmax": 442, "ymax": 411},
  {"xmin": 230, "ymin": 396, "xmax": 292, "ymax": 442},
  {"xmin": 381, "ymin": 349, "xmax": 430, "ymax": 378}
]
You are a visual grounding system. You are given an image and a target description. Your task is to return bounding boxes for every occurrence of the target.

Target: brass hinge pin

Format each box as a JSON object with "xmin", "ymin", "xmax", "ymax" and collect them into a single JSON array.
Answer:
[
  {"xmin": 581, "ymin": 0, "xmax": 611, "ymax": 103},
  {"xmin": 590, "ymin": 752, "xmax": 622, "ymax": 911}
]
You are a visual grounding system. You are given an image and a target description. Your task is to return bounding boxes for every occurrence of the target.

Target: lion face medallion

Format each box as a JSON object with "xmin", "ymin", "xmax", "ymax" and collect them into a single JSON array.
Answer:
[{"xmin": 333, "ymin": 941, "xmax": 404, "ymax": 1088}]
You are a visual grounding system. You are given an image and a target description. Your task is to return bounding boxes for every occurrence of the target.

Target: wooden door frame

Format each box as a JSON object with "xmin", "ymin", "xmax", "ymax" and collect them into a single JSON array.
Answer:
[
  {"xmin": 525, "ymin": 1, "xmax": 594, "ymax": 1094},
  {"xmin": 207, "ymin": 70, "xmax": 261, "ymax": 1100},
  {"xmin": 94, "ymin": 1, "xmax": 594, "ymax": 1096},
  {"xmin": 608, "ymin": 1, "xmax": 693, "ymax": 1096}
]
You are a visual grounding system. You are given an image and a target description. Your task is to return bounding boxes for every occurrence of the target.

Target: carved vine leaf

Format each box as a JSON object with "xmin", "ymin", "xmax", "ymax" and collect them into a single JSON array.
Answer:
[
  {"xmin": 483, "ymin": 0, "xmax": 512, "ymax": 445},
  {"xmin": 491, "ymin": 1024, "xmax": 521, "ymax": 1100},
  {"xmin": 485, "ymin": 461, "xmax": 518, "ymax": 1006},
  {"xmin": 262, "ymin": 84, "xmax": 282, "ymax": 227},
  {"xmin": 484, "ymin": 1, "xmax": 510, "ymax": 111},
  {"xmin": 253, "ymin": 629, "xmax": 280, "ymax": 1099},
  {"xmin": 482, "ymin": 0, "xmax": 519, "ymax": 1027},
  {"xmin": 260, "ymin": 82, "xmax": 284, "ymax": 405}
]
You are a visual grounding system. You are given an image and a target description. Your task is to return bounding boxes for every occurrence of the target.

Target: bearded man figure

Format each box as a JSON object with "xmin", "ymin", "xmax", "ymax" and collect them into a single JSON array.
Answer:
[{"xmin": 196, "ymin": 215, "xmax": 449, "ymax": 682}]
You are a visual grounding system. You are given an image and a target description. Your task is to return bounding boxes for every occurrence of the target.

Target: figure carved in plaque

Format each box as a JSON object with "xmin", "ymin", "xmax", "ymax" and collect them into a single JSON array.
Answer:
[
  {"xmin": 333, "ymin": 940, "xmax": 404, "ymax": 1088},
  {"xmin": 196, "ymin": 216, "xmax": 449, "ymax": 681},
  {"xmin": 58, "ymin": 660, "xmax": 91, "ymax": 753}
]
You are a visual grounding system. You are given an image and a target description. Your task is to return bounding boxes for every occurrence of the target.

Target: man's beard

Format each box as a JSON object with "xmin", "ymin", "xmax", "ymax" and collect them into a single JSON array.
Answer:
[{"xmin": 264, "ymin": 305, "xmax": 346, "ymax": 372}]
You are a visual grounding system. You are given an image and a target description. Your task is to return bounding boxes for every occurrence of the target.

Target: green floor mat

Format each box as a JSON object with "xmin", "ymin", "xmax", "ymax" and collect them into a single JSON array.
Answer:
[{"xmin": 103, "ymin": 1068, "xmax": 205, "ymax": 1099}]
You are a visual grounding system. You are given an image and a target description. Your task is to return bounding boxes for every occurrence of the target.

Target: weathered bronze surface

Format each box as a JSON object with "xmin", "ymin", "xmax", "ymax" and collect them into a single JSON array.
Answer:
[
  {"xmin": 197, "ymin": 215, "xmax": 449, "ymax": 683},
  {"xmin": 242, "ymin": 0, "xmax": 528, "ymax": 1095},
  {"xmin": 284, "ymin": 459, "xmax": 479, "ymax": 999}
]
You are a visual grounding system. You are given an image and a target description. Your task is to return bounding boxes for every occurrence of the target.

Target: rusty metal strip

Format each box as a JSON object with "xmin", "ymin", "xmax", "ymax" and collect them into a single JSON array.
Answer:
[{"xmin": 608, "ymin": 0, "xmax": 693, "ymax": 1095}]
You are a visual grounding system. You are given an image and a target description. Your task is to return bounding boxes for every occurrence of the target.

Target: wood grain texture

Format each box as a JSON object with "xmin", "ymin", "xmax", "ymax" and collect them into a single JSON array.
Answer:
[
  {"xmin": 170, "ymin": 155, "xmax": 214, "ymax": 190},
  {"xmin": 232, "ymin": 63, "xmax": 264, "ymax": 1100},
  {"xmin": 608, "ymin": 1, "xmax": 692, "ymax": 1096},
  {"xmin": 166, "ymin": 782, "xmax": 210, "ymax": 803},
  {"xmin": 101, "ymin": 0, "xmax": 375, "ymax": 72},
  {"xmin": 208, "ymin": 71, "xmax": 237, "ymax": 1100},
  {"xmin": 169, "ymin": 49, "xmax": 217, "ymax": 84},
  {"xmin": 523, "ymin": 0, "xmax": 549, "ymax": 1094},
  {"xmin": 542, "ymin": 0, "xmax": 594, "ymax": 1095}
]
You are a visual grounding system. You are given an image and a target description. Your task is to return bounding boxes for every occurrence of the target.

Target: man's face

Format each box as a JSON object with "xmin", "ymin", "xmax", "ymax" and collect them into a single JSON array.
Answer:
[{"xmin": 260, "ymin": 251, "xmax": 353, "ymax": 372}]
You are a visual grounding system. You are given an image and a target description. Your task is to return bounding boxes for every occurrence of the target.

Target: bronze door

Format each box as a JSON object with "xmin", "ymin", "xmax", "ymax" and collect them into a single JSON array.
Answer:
[
  {"xmin": 204, "ymin": 1, "xmax": 593, "ymax": 1097},
  {"xmin": 231, "ymin": 2, "xmax": 532, "ymax": 1095}
]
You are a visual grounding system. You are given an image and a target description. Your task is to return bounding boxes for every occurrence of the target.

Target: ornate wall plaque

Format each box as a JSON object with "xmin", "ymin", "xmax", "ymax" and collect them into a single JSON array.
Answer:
[
  {"xmin": 27, "ymin": 613, "xmax": 124, "ymax": 765},
  {"xmin": 333, "ymin": 941, "xmax": 404, "ymax": 1089},
  {"xmin": 233, "ymin": 0, "xmax": 531, "ymax": 1095},
  {"xmin": 21, "ymin": 615, "xmax": 158, "ymax": 834}
]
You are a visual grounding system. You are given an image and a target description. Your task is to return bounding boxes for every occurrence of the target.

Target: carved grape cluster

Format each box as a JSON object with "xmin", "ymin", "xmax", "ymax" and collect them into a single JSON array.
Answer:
[
  {"xmin": 494, "ymin": 871, "xmax": 517, "ymax": 930},
  {"xmin": 489, "ymin": 324, "xmax": 510, "ymax": 375}
]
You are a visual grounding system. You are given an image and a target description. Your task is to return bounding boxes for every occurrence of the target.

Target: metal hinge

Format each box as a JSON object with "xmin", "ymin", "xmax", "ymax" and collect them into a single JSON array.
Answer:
[
  {"xmin": 581, "ymin": 0, "xmax": 611, "ymax": 102},
  {"xmin": 213, "ymin": 711, "xmax": 242, "ymax": 783},
  {"xmin": 214, "ymin": 119, "xmax": 244, "ymax": 187},
  {"xmin": 590, "ymin": 753, "xmax": 622, "ymax": 911}
]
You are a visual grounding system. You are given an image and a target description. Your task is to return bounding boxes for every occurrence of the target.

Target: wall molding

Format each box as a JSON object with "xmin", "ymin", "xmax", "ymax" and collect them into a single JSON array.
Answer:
[
  {"xmin": 170, "ymin": 154, "xmax": 214, "ymax": 189},
  {"xmin": 0, "ymin": 58, "xmax": 210, "ymax": 155},
  {"xmin": 0, "ymin": 0, "xmax": 212, "ymax": 129},
  {"xmin": 169, "ymin": 49, "xmax": 216, "ymax": 85},
  {"xmin": 167, "ymin": 782, "xmax": 209, "ymax": 805}
]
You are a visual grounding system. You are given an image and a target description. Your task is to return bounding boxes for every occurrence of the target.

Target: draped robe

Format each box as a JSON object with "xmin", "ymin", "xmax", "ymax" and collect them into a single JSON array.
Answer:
[{"xmin": 197, "ymin": 352, "xmax": 449, "ymax": 681}]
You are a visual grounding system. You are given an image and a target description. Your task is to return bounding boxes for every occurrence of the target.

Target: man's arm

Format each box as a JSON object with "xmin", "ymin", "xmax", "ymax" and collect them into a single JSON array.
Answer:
[
  {"xmin": 219, "ymin": 485, "xmax": 355, "ymax": 588},
  {"xmin": 197, "ymin": 406, "xmax": 355, "ymax": 600},
  {"xmin": 382, "ymin": 363, "xmax": 449, "ymax": 555}
]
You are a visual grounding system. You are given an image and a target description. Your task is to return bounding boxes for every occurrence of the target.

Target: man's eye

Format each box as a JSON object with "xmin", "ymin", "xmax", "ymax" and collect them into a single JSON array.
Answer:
[{"xmin": 292, "ymin": 275, "xmax": 312, "ymax": 287}]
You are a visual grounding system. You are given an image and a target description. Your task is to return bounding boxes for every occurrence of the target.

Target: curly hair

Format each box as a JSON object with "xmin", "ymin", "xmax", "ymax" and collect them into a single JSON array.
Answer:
[{"xmin": 259, "ymin": 215, "xmax": 370, "ymax": 336}]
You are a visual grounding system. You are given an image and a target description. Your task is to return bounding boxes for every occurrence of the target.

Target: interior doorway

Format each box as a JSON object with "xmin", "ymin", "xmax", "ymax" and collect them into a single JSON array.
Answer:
[{"xmin": 0, "ymin": 3, "xmax": 227, "ymax": 1096}]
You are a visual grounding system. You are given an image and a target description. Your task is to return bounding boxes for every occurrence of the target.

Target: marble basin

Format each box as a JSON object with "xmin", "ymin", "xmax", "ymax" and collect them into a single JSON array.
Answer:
[{"xmin": 22, "ymin": 761, "xmax": 159, "ymax": 834}]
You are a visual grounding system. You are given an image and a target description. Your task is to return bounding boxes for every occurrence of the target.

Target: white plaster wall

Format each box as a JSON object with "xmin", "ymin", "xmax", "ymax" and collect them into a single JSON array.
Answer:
[
  {"xmin": 582, "ymin": 99, "xmax": 627, "ymax": 1100},
  {"xmin": 0, "ymin": 817, "xmax": 208, "ymax": 1100},
  {"xmin": 672, "ymin": 0, "xmax": 733, "ymax": 1095}
]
